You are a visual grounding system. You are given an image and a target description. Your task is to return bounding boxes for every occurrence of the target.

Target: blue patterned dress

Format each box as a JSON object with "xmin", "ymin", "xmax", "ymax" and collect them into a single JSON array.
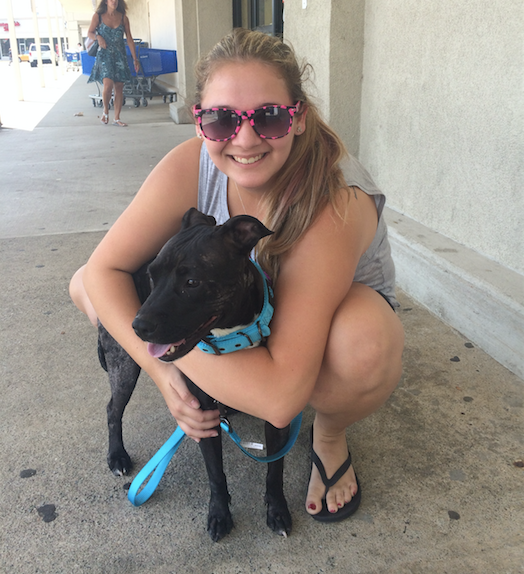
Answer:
[{"xmin": 88, "ymin": 15, "xmax": 131, "ymax": 84}]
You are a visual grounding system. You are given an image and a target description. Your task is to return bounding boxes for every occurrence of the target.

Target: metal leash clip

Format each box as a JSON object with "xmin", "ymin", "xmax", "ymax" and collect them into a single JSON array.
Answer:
[{"xmin": 216, "ymin": 401, "xmax": 232, "ymax": 432}]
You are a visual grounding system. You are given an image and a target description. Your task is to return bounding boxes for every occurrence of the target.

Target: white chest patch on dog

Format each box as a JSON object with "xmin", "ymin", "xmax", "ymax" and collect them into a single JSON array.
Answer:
[{"xmin": 210, "ymin": 316, "xmax": 262, "ymax": 348}]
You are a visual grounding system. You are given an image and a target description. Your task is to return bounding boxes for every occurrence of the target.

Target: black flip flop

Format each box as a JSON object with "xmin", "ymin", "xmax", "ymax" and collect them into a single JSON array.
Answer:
[{"xmin": 309, "ymin": 426, "xmax": 361, "ymax": 522}]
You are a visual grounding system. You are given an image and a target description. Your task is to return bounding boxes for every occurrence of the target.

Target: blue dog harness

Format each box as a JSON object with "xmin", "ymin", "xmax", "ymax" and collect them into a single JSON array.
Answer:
[{"xmin": 128, "ymin": 260, "xmax": 302, "ymax": 507}]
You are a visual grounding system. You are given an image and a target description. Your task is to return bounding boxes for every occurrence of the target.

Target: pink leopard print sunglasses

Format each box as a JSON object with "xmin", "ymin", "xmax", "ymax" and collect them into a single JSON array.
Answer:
[{"xmin": 193, "ymin": 103, "xmax": 301, "ymax": 142}]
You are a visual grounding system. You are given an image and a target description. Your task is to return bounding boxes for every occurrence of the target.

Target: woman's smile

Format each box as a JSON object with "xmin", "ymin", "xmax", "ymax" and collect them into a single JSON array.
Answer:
[{"xmin": 231, "ymin": 153, "xmax": 266, "ymax": 165}]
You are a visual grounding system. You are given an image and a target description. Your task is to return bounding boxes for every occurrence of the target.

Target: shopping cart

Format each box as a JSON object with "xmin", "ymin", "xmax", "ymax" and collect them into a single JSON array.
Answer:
[
  {"xmin": 64, "ymin": 50, "xmax": 81, "ymax": 72},
  {"xmin": 123, "ymin": 42, "xmax": 177, "ymax": 107}
]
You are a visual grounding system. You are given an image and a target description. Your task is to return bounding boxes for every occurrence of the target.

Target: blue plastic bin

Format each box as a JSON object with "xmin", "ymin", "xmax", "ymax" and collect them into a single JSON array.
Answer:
[{"xmin": 81, "ymin": 50, "xmax": 95, "ymax": 75}]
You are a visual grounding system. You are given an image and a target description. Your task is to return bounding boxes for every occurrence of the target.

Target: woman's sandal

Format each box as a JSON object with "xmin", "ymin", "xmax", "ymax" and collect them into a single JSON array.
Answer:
[
  {"xmin": 309, "ymin": 425, "xmax": 361, "ymax": 522},
  {"xmin": 100, "ymin": 113, "xmax": 109, "ymax": 125},
  {"xmin": 112, "ymin": 119, "xmax": 127, "ymax": 127}
]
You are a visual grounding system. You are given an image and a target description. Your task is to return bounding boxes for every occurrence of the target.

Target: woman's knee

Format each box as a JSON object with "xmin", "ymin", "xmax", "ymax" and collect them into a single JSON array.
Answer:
[{"xmin": 318, "ymin": 286, "xmax": 404, "ymax": 397}]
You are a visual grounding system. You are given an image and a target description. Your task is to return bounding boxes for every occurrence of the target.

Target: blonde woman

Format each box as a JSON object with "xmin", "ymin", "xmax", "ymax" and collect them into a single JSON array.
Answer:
[{"xmin": 71, "ymin": 28, "xmax": 404, "ymax": 523}]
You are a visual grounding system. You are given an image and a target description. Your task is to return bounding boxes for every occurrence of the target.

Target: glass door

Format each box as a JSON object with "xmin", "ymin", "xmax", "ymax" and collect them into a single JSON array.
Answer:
[{"xmin": 233, "ymin": 0, "xmax": 283, "ymax": 36}]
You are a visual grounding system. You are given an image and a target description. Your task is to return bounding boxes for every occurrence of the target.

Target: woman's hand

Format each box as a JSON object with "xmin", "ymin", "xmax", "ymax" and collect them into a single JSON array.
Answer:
[
  {"xmin": 156, "ymin": 362, "xmax": 221, "ymax": 441},
  {"xmin": 133, "ymin": 58, "xmax": 140, "ymax": 73},
  {"xmin": 97, "ymin": 35, "xmax": 107, "ymax": 50}
]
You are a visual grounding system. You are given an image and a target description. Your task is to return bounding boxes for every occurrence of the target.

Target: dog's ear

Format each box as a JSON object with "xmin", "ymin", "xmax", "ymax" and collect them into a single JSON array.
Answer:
[
  {"xmin": 220, "ymin": 215, "xmax": 274, "ymax": 254},
  {"xmin": 181, "ymin": 208, "xmax": 217, "ymax": 230}
]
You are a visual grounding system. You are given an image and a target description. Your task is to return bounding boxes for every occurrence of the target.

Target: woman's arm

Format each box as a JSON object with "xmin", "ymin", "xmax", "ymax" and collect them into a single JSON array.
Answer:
[
  {"xmin": 87, "ymin": 13, "xmax": 106, "ymax": 50},
  {"xmin": 175, "ymin": 188, "xmax": 379, "ymax": 428},
  {"xmin": 123, "ymin": 15, "xmax": 139, "ymax": 73}
]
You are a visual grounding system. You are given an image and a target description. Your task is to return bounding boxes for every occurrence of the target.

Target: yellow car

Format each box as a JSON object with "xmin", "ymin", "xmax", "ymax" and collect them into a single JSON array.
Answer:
[{"xmin": 18, "ymin": 51, "xmax": 29, "ymax": 62}]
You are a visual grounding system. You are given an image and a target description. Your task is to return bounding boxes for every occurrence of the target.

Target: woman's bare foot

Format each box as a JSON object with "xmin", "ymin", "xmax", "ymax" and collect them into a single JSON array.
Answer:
[{"xmin": 306, "ymin": 423, "xmax": 359, "ymax": 518}]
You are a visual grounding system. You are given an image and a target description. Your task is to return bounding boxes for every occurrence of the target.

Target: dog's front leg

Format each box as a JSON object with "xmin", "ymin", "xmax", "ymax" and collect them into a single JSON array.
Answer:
[
  {"xmin": 98, "ymin": 325, "xmax": 141, "ymax": 476},
  {"xmin": 198, "ymin": 429, "xmax": 234, "ymax": 542},
  {"xmin": 264, "ymin": 422, "xmax": 292, "ymax": 537}
]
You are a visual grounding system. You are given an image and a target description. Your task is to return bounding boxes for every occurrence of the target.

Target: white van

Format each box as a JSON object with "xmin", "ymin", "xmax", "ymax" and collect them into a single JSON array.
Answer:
[{"xmin": 28, "ymin": 43, "xmax": 58, "ymax": 66}]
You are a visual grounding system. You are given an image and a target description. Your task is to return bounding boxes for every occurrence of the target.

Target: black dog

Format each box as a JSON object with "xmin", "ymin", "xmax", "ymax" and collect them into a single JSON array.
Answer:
[{"xmin": 97, "ymin": 208, "xmax": 292, "ymax": 541}]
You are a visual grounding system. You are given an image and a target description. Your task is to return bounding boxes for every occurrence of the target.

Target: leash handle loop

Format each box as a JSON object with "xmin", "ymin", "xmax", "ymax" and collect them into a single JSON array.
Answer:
[{"xmin": 127, "ymin": 425, "xmax": 185, "ymax": 507}]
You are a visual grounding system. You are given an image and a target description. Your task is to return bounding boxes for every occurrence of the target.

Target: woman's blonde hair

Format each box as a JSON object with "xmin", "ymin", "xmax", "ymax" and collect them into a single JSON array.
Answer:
[{"xmin": 194, "ymin": 28, "xmax": 349, "ymax": 282}]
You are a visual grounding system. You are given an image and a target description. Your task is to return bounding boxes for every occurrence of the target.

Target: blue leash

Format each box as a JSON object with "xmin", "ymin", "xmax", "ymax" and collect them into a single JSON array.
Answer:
[{"xmin": 128, "ymin": 412, "xmax": 302, "ymax": 507}]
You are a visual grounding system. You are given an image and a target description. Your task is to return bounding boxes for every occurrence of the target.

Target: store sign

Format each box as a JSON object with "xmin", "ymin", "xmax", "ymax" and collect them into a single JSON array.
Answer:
[{"xmin": 1, "ymin": 22, "xmax": 21, "ymax": 32}]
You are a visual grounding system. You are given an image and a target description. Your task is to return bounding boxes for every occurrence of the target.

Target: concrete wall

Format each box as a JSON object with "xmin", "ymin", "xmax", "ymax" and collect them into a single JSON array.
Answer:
[
  {"xmin": 126, "ymin": 0, "xmax": 150, "ymax": 46},
  {"xmin": 287, "ymin": 0, "xmax": 523, "ymax": 275},
  {"xmin": 359, "ymin": 0, "xmax": 524, "ymax": 276},
  {"xmin": 148, "ymin": 0, "xmax": 176, "ymax": 49}
]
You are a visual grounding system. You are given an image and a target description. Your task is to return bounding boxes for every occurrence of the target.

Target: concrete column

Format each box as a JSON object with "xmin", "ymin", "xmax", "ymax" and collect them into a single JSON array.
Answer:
[
  {"xmin": 170, "ymin": 0, "xmax": 232, "ymax": 124},
  {"xmin": 31, "ymin": 0, "xmax": 45, "ymax": 87},
  {"xmin": 284, "ymin": 0, "xmax": 365, "ymax": 157},
  {"xmin": 329, "ymin": 0, "xmax": 365, "ymax": 157},
  {"xmin": 45, "ymin": 0, "xmax": 58, "ymax": 80},
  {"xmin": 6, "ymin": 0, "xmax": 23, "ymax": 101},
  {"xmin": 55, "ymin": 1, "xmax": 65, "ymax": 74}
]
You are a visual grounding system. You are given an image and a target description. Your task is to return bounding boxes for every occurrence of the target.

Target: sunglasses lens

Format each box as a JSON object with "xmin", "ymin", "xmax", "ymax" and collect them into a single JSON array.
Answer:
[
  {"xmin": 200, "ymin": 109, "xmax": 237, "ymax": 141},
  {"xmin": 253, "ymin": 107, "xmax": 292, "ymax": 138}
]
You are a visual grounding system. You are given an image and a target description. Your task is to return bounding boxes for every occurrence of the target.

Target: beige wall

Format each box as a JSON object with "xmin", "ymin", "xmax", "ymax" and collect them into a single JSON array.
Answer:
[
  {"xmin": 286, "ymin": 0, "xmax": 523, "ymax": 276},
  {"xmin": 359, "ymin": 0, "xmax": 523, "ymax": 275},
  {"xmin": 126, "ymin": 0, "xmax": 151, "ymax": 46},
  {"xmin": 148, "ymin": 0, "xmax": 176, "ymax": 49}
]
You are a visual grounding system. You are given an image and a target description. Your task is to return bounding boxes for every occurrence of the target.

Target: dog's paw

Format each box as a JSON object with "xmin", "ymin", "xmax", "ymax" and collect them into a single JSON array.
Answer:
[
  {"xmin": 265, "ymin": 494, "xmax": 292, "ymax": 537},
  {"xmin": 207, "ymin": 510, "xmax": 234, "ymax": 542},
  {"xmin": 107, "ymin": 449, "xmax": 133, "ymax": 476}
]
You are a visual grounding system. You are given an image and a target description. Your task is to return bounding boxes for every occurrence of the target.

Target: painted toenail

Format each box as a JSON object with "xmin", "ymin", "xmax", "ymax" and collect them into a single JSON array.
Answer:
[
  {"xmin": 308, "ymin": 503, "xmax": 316, "ymax": 510},
  {"xmin": 338, "ymin": 503, "xmax": 343, "ymax": 507},
  {"xmin": 330, "ymin": 509, "xmax": 337, "ymax": 513}
]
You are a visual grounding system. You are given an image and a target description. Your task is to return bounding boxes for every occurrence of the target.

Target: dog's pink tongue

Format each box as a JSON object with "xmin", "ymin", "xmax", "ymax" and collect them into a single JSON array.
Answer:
[{"xmin": 147, "ymin": 343, "xmax": 173, "ymax": 358}]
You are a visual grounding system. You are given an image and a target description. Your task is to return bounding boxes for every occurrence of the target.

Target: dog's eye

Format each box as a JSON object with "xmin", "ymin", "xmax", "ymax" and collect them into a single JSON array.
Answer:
[{"xmin": 186, "ymin": 279, "xmax": 201, "ymax": 288}]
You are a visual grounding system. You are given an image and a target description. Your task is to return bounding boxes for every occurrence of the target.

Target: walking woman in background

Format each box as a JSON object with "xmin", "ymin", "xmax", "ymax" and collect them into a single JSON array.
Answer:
[{"xmin": 87, "ymin": 0, "xmax": 139, "ymax": 126}]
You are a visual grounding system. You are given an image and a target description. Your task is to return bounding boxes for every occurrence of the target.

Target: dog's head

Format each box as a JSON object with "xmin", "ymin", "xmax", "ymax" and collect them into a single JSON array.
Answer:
[{"xmin": 132, "ymin": 208, "xmax": 273, "ymax": 362}]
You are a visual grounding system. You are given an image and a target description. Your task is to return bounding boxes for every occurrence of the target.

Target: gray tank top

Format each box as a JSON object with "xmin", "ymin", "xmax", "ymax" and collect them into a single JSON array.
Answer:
[{"xmin": 198, "ymin": 143, "xmax": 398, "ymax": 307}]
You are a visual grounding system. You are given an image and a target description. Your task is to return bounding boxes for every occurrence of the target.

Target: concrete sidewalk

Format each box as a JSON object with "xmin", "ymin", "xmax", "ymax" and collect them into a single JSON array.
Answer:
[{"xmin": 1, "ymin": 74, "xmax": 523, "ymax": 574}]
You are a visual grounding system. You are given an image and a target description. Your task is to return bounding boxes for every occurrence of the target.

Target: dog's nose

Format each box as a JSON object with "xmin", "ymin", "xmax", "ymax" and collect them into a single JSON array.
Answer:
[{"xmin": 132, "ymin": 316, "xmax": 159, "ymax": 340}]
